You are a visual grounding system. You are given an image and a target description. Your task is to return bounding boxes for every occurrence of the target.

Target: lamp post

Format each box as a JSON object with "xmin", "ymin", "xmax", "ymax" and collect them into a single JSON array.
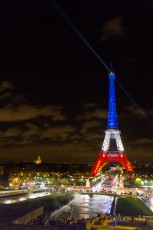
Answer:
[{"xmin": 9, "ymin": 183, "xmax": 12, "ymax": 193}]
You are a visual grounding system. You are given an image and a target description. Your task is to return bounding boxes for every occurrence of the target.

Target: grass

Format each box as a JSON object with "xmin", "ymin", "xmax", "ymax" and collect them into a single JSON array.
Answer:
[{"xmin": 115, "ymin": 196, "xmax": 153, "ymax": 217}]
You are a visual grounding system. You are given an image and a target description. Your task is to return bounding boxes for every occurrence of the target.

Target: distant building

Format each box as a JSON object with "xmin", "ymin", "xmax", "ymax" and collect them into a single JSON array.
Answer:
[{"xmin": 34, "ymin": 156, "xmax": 41, "ymax": 164}]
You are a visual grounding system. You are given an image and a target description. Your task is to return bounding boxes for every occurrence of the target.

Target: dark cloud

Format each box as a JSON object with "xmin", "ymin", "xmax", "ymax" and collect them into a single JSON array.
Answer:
[
  {"xmin": 3, "ymin": 127, "xmax": 21, "ymax": 137},
  {"xmin": 148, "ymin": 109, "xmax": 153, "ymax": 116},
  {"xmin": 130, "ymin": 138, "xmax": 153, "ymax": 145},
  {"xmin": 76, "ymin": 108, "xmax": 107, "ymax": 120},
  {"xmin": 0, "ymin": 81, "xmax": 14, "ymax": 92},
  {"xmin": 0, "ymin": 104, "xmax": 66, "ymax": 122},
  {"xmin": 83, "ymin": 103, "xmax": 98, "ymax": 109},
  {"xmin": 81, "ymin": 120, "xmax": 102, "ymax": 134},
  {"xmin": 99, "ymin": 16, "xmax": 126, "ymax": 41},
  {"xmin": 0, "ymin": 81, "xmax": 14, "ymax": 100},
  {"xmin": 22, "ymin": 123, "xmax": 41, "ymax": 138},
  {"xmin": 123, "ymin": 105, "xmax": 147, "ymax": 118},
  {"xmin": 39, "ymin": 125, "xmax": 75, "ymax": 141}
]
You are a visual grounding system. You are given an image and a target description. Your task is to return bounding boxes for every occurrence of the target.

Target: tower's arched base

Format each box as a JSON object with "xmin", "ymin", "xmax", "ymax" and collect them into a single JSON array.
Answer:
[{"xmin": 91, "ymin": 152, "xmax": 134, "ymax": 176}]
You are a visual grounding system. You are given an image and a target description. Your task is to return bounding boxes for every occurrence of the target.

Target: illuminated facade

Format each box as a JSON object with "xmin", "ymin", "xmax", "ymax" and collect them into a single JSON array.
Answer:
[
  {"xmin": 91, "ymin": 72, "xmax": 134, "ymax": 176},
  {"xmin": 34, "ymin": 155, "xmax": 41, "ymax": 164}
]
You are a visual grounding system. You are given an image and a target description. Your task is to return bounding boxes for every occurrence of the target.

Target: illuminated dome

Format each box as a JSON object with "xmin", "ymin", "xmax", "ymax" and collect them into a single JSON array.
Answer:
[{"xmin": 34, "ymin": 155, "xmax": 41, "ymax": 164}]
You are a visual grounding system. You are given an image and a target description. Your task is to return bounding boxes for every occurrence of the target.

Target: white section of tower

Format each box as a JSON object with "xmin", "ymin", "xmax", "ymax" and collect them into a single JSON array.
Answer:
[
  {"xmin": 102, "ymin": 130, "xmax": 110, "ymax": 151},
  {"xmin": 101, "ymin": 129, "xmax": 124, "ymax": 152}
]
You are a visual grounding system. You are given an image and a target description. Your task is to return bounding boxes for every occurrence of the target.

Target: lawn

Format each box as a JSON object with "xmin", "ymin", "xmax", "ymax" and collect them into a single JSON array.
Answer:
[{"xmin": 115, "ymin": 196, "xmax": 153, "ymax": 217}]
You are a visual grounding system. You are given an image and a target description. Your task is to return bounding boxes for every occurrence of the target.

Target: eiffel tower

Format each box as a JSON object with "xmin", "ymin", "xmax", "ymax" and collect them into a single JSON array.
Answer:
[{"xmin": 91, "ymin": 72, "xmax": 134, "ymax": 176}]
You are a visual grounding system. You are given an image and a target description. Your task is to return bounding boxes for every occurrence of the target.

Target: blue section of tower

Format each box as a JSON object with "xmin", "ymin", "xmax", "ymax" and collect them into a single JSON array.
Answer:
[{"xmin": 107, "ymin": 72, "xmax": 118, "ymax": 129}]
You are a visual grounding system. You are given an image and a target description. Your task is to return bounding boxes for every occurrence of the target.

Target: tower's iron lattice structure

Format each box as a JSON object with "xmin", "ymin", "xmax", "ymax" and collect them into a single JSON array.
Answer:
[{"xmin": 91, "ymin": 72, "xmax": 134, "ymax": 176}]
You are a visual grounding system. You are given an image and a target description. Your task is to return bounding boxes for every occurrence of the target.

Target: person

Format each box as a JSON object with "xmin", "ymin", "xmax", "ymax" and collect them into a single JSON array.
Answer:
[{"xmin": 131, "ymin": 216, "xmax": 134, "ymax": 222}]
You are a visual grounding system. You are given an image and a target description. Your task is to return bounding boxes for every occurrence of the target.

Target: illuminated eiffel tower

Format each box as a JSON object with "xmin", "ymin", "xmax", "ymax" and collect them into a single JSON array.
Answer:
[{"xmin": 91, "ymin": 72, "xmax": 134, "ymax": 176}]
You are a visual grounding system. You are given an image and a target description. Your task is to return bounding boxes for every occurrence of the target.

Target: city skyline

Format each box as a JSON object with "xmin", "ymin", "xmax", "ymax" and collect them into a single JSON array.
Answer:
[{"xmin": 0, "ymin": 0, "xmax": 153, "ymax": 163}]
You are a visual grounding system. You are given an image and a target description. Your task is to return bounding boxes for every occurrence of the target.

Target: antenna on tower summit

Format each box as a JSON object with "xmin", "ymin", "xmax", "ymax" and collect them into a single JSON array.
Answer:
[{"xmin": 110, "ymin": 62, "xmax": 113, "ymax": 70}]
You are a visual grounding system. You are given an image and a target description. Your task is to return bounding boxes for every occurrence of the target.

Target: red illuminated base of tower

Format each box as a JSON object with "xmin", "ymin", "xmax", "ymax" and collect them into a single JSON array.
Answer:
[{"xmin": 91, "ymin": 152, "xmax": 134, "ymax": 176}]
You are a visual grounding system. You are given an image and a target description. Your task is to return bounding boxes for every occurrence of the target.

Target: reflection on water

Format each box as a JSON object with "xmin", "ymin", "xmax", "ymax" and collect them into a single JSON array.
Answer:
[
  {"xmin": 149, "ymin": 198, "xmax": 153, "ymax": 212},
  {"xmin": 51, "ymin": 193, "xmax": 113, "ymax": 220}
]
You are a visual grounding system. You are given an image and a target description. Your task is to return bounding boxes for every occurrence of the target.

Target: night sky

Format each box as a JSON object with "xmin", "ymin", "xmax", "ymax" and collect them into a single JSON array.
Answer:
[{"xmin": 0, "ymin": 0, "xmax": 153, "ymax": 163}]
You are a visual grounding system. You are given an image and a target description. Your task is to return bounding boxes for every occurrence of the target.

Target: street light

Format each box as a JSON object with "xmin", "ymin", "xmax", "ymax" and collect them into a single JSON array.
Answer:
[{"xmin": 9, "ymin": 183, "xmax": 12, "ymax": 193}]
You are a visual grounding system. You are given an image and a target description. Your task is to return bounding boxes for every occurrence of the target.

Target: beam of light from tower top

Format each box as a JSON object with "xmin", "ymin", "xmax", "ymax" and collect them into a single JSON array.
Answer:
[
  {"xmin": 50, "ymin": 0, "xmax": 111, "ymax": 73},
  {"xmin": 115, "ymin": 79, "xmax": 153, "ymax": 127}
]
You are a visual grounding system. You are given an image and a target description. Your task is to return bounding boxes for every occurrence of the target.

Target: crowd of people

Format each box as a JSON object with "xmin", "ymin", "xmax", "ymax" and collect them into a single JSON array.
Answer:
[{"xmin": 28, "ymin": 213, "xmax": 86, "ymax": 228}]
